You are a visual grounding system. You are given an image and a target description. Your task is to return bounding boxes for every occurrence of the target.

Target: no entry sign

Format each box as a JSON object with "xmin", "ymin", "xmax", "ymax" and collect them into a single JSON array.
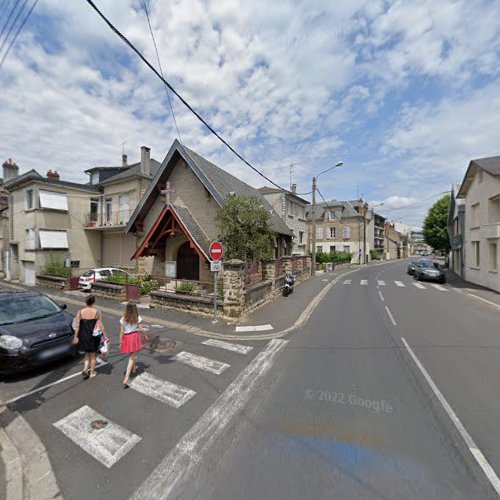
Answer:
[{"xmin": 209, "ymin": 241, "xmax": 223, "ymax": 261}]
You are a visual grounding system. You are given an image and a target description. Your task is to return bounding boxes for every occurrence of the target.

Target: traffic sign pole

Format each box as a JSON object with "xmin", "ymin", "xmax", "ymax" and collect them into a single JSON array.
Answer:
[
  {"xmin": 213, "ymin": 270, "xmax": 218, "ymax": 323},
  {"xmin": 209, "ymin": 242, "xmax": 223, "ymax": 323}
]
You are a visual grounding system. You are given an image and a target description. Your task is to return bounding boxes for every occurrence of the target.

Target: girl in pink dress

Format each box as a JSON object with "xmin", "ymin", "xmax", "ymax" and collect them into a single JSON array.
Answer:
[{"xmin": 120, "ymin": 302, "xmax": 147, "ymax": 388}]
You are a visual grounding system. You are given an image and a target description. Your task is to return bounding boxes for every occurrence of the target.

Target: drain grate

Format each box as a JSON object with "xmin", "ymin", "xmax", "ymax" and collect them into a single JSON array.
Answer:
[{"xmin": 150, "ymin": 338, "xmax": 178, "ymax": 353}]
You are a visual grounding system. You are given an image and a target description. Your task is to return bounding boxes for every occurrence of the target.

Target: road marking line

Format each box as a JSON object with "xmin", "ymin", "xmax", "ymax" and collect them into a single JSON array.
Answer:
[
  {"xmin": 377, "ymin": 280, "xmax": 386, "ymax": 286},
  {"xmin": 130, "ymin": 339, "xmax": 288, "ymax": 500},
  {"xmin": 413, "ymin": 283, "xmax": 426, "ymax": 289},
  {"xmin": 173, "ymin": 351, "xmax": 230, "ymax": 375},
  {"xmin": 401, "ymin": 338, "xmax": 500, "ymax": 496},
  {"xmin": 378, "ymin": 291, "xmax": 385, "ymax": 302},
  {"xmin": 321, "ymin": 279, "xmax": 329, "ymax": 282},
  {"xmin": 151, "ymin": 324, "xmax": 163, "ymax": 328},
  {"xmin": 130, "ymin": 373, "xmax": 196, "ymax": 409},
  {"xmin": 343, "ymin": 279, "xmax": 351, "ymax": 285},
  {"xmin": 53, "ymin": 405, "xmax": 141, "ymax": 468},
  {"xmin": 394, "ymin": 281, "xmax": 405, "ymax": 287},
  {"xmin": 385, "ymin": 306, "xmax": 397, "ymax": 325},
  {"xmin": 235, "ymin": 324, "xmax": 273, "ymax": 332},
  {"xmin": 431, "ymin": 284, "xmax": 446, "ymax": 291},
  {"xmin": 202, "ymin": 339, "xmax": 253, "ymax": 355},
  {"xmin": 0, "ymin": 360, "xmax": 109, "ymax": 407},
  {"xmin": 360, "ymin": 280, "xmax": 368, "ymax": 285}
]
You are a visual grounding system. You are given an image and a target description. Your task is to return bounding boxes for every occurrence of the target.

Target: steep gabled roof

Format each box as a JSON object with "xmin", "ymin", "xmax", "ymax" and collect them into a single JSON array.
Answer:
[
  {"xmin": 126, "ymin": 140, "xmax": 292, "ymax": 236},
  {"xmin": 457, "ymin": 155, "xmax": 500, "ymax": 198}
]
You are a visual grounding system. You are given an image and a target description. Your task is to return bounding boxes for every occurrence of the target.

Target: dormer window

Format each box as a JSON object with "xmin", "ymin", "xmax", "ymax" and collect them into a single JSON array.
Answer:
[
  {"xmin": 327, "ymin": 211, "xmax": 335, "ymax": 221},
  {"xmin": 91, "ymin": 172, "xmax": 99, "ymax": 185}
]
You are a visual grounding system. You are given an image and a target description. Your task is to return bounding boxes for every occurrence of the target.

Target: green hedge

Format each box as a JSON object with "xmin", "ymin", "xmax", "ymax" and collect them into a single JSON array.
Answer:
[
  {"xmin": 315, "ymin": 251, "xmax": 353, "ymax": 264},
  {"xmin": 106, "ymin": 275, "xmax": 159, "ymax": 295},
  {"xmin": 42, "ymin": 258, "xmax": 69, "ymax": 277}
]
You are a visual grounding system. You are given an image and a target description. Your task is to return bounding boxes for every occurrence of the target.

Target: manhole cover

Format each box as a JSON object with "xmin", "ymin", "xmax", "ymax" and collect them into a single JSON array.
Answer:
[
  {"xmin": 91, "ymin": 419, "xmax": 108, "ymax": 430},
  {"xmin": 151, "ymin": 338, "xmax": 178, "ymax": 353}
]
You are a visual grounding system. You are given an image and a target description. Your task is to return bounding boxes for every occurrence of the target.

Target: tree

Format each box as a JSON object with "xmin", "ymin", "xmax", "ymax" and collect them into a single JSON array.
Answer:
[
  {"xmin": 423, "ymin": 194, "xmax": 451, "ymax": 254},
  {"xmin": 215, "ymin": 195, "xmax": 274, "ymax": 261}
]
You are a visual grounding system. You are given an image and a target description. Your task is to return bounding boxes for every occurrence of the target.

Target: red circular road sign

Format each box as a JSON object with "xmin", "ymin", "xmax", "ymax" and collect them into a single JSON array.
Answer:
[{"xmin": 209, "ymin": 241, "xmax": 223, "ymax": 261}]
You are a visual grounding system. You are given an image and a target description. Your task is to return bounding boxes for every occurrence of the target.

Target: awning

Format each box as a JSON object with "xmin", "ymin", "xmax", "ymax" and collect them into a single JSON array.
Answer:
[
  {"xmin": 39, "ymin": 190, "xmax": 68, "ymax": 211},
  {"xmin": 39, "ymin": 230, "xmax": 69, "ymax": 249}
]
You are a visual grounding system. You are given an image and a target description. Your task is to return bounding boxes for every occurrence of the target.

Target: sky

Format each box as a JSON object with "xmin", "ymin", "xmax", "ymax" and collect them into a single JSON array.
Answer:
[{"xmin": 0, "ymin": 0, "xmax": 499, "ymax": 229}]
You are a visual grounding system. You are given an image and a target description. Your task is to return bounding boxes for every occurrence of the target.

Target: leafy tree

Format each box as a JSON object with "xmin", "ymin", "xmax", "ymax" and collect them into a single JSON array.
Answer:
[
  {"xmin": 216, "ymin": 195, "xmax": 274, "ymax": 261},
  {"xmin": 423, "ymin": 194, "xmax": 451, "ymax": 254}
]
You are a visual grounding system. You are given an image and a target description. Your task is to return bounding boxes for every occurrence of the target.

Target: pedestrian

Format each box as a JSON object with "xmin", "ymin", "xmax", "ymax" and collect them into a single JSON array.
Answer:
[
  {"xmin": 120, "ymin": 302, "xmax": 147, "ymax": 388},
  {"xmin": 72, "ymin": 294, "xmax": 109, "ymax": 379}
]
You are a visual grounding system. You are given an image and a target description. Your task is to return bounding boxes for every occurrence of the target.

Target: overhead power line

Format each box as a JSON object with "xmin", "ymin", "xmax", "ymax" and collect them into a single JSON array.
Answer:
[
  {"xmin": 0, "ymin": 0, "xmax": 29, "ymax": 56},
  {"xmin": 0, "ymin": 0, "xmax": 39, "ymax": 73},
  {"xmin": 140, "ymin": 0, "xmax": 182, "ymax": 144},
  {"xmin": 0, "ymin": 0, "xmax": 21, "ymax": 48},
  {"xmin": 84, "ymin": 0, "xmax": 288, "ymax": 193}
]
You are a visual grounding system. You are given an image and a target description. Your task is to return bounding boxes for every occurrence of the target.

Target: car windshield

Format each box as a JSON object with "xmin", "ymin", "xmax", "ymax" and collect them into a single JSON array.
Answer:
[
  {"xmin": 81, "ymin": 270, "xmax": 96, "ymax": 277},
  {"xmin": 419, "ymin": 261, "xmax": 436, "ymax": 269},
  {"xmin": 0, "ymin": 294, "xmax": 61, "ymax": 325}
]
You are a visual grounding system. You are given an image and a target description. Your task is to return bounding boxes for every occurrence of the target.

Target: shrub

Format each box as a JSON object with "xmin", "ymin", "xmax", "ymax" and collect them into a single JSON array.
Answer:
[
  {"xmin": 176, "ymin": 281, "xmax": 197, "ymax": 294},
  {"xmin": 370, "ymin": 249, "xmax": 379, "ymax": 260},
  {"xmin": 106, "ymin": 275, "xmax": 158, "ymax": 295},
  {"xmin": 315, "ymin": 250, "xmax": 353, "ymax": 265},
  {"xmin": 42, "ymin": 257, "xmax": 69, "ymax": 277}
]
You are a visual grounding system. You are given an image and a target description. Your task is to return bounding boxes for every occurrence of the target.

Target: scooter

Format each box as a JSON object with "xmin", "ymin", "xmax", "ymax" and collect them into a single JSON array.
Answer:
[{"xmin": 283, "ymin": 274, "xmax": 296, "ymax": 297}]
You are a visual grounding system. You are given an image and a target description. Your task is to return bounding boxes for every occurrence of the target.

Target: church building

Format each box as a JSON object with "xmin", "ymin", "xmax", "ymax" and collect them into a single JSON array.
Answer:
[{"xmin": 125, "ymin": 140, "xmax": 293, "ymax": 283}]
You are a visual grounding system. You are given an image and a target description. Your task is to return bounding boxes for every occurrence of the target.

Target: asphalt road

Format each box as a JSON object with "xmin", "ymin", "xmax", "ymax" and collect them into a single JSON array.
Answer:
[
  {"xmin": 2, "ymin": 260, "xmax": 500, "ymax": 499},
  {"xmin": 179, "ymin": 261, "xmax": 500, "ymax": 500}
]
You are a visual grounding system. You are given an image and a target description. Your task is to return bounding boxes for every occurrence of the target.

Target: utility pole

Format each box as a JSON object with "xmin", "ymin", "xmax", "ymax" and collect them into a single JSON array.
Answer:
[
  {"xmin": 363, "ymin": 207, "xmax": 367, "ymax": 265},
  {"xmin": 311, "ymin": 176, "xmax": 317, "ymax": 276}
]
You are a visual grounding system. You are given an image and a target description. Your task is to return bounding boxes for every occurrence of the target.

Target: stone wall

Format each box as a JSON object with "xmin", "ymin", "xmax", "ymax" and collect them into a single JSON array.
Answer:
[
  {"xmin": 150, "ymin": 290, "xmax": 219, "ymax": 317},
  {"xmin": 244, "ymin": 280, "xmax": 273, "ymax": 308},
  {"xmin": 91, "ymin": 281, "xmax": 126, "ymax": 302},
  {"xmin": 36, "ymin": 275, "xmax": 68, "ymax": 290}
]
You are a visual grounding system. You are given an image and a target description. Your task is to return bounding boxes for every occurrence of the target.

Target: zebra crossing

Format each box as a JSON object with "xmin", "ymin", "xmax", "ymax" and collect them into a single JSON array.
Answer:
[
  {"xmin": 53, "ymin": 337, "xmax": 256, "ymax": 468},
  {"xmin": 342, "ymin": 279, "xmax": 448, "ymax": 291}
]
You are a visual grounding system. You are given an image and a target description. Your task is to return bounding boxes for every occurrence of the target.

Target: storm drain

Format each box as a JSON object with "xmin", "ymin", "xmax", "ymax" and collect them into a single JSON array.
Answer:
[{"xmin": 150, "ymin": 338, "xmax": 178, "ymax": 353}]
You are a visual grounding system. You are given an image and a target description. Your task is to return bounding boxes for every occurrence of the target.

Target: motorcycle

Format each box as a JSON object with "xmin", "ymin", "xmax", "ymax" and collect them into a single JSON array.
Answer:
[{"xmin": 283, "ymin": 274, "xmax": 296, "ymax": 297}]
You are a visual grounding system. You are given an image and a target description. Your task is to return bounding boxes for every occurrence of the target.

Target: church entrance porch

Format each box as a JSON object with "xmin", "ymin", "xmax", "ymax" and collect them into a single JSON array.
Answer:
[{"xmin": 176, "ymin": 241, "xmax": 199, "ymax": 281}]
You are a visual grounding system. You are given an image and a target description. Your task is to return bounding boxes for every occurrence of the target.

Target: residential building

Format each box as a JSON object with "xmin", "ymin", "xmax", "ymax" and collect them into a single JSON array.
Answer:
[
  {"xmin": 373, "ymin": 212, "xmax": 386, "ymax": 257},
  {"xmin": 385, "ymin": 222, "xmax": 408, "ymax": 260},
  {"xmin": 3, "ymin": 147, "xmax": 161, "ymax": 284},
  {"xmin": 0, "ymin": 164, "xmax": 11, "ymax": 276},
  {"xmin": 457, "ymin": 156, "xmax": 500, "ymax": 293},
  {"xmin": 126, "ymin": 140, "xmax": 293, "ymax": 283},
  {"xmin": 306, "ymin": 199, "xmax": 372, "ymax": 263},
  {"xmin": 257, "ymin": 184, "xmax": 308, "ymax": 255},
  {"xmin": 447, "ymin": 184, "xmax": 466, "ymax": 277}
]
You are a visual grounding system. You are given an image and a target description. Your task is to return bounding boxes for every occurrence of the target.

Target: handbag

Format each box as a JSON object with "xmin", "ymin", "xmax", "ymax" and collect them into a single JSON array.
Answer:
[{"xmin": 93, "ymin": 320, "xmax": 103, "ymax": 337}]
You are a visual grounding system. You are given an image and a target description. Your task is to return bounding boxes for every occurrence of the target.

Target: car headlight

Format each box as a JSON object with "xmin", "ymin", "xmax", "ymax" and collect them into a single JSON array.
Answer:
[{"xmin": 0, "ymin": 335, "xmax": 23, "ymax": 350}]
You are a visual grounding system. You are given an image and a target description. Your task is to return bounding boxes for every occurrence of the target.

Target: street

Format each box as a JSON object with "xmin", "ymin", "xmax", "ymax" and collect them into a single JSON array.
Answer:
[{"xmin": 1, "ymin": 260, "xmax": 500, "ymax": 499}]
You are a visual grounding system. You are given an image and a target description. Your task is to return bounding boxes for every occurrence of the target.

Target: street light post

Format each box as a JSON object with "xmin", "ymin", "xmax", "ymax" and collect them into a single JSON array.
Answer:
[{"xmin": 310, "ymin": 162, "xmax": 343, "ymax": 276}]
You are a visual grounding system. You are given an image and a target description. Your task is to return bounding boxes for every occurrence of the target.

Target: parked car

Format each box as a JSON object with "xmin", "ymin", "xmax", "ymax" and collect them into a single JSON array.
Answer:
[
  {"xmin": 0, "ymin": 290, "xmax": 75, "ymax": 375},
  {"xmin": 413, "ymin": 260, "xmax": 446, "ymax": 283},
  {"xmin": 78, "ymin": 267, "xmax": 128, "ymax": 290},
  {"xmin": 407, "ymin": 260, "xmax": 421, "ymax": 275}
]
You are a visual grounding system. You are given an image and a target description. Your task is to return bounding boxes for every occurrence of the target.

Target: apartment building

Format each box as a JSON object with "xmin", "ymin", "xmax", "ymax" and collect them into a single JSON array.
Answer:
[
  {"xmin": 306, "ymin": 199, "xmax": 371, "ymax": 263},
  {"xmin": 447, "ymin": 184, "xmax": 466, "ymax": 277},
  {"xmin": 457, "ymin": 156, "xmax": 500, "ymax": 292},
  {"xmin": 373, "ymin": 212, "xmax": 386, "ymax": 257},
  {"xmin": 258, "ymin": 185, "xmax": 308, "ymax": 255},
  {"xmin": 3, "ymin": 147, "xmax": 160, "ymax": 284}
]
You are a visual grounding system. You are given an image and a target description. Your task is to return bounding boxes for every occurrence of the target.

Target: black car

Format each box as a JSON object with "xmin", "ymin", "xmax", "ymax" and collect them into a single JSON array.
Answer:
[
  {"xmin": 407, "ymin": 260, "xmax": 421, "ymax": 275},
  {"xmin": 0, "ymin": 291, "xmax": 76, "ymax": 374},
  {"xmin": 413, "ymin": 260, "xmax": 446, "ymax": 283}
]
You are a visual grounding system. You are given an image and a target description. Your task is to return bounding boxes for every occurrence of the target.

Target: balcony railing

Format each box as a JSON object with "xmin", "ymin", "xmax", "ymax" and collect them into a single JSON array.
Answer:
[{"xmin": 85, "ymin": 209, "xmax": 132, "ymax": 228}]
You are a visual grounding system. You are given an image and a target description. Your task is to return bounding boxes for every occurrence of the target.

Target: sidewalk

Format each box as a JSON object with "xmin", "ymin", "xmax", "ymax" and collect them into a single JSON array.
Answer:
[
  {"xmin": 445, "ymin": 270, "xmax": 500, "ymax": 309},
  {"xmin": 0, "ymin": 263, "xmax": 367, "ymax": 340}
]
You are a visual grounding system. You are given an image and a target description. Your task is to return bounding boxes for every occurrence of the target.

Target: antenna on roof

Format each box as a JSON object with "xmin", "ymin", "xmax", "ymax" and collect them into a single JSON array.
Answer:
[{"xmin": 289, "ymin": 163, "xmax": 295, "ymax": 190}]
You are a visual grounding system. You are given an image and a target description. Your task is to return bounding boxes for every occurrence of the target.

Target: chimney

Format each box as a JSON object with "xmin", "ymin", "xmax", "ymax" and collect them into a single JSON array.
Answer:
[
  {"xmin": 122, "ymin": 154, "xmax": 128, "ymax": 168},
  {"xmin": 46, "ymin": 170, "xmax": 60, "ymax": 180},
  {"xmin": 140, "ymin": 146, "xmax": 151, "ymax": 176},
  {"xmin": 291, "ymin": 183, "xmax": 297, "ymax": 193},
  {"xmin": 2, "ymin": 158, "xmax": 19, "ymax": 183}
]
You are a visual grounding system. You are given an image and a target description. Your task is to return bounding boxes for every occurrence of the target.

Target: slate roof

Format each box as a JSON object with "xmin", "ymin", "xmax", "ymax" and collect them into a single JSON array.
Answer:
[
  {"xmin": 305, "ymin": 200, "xmax": 361, "ymax": 221},
  {"xmin": 98, "ymin": 160, "xmax": 162, "ymax": 185},
  {"xmin": 126, "ymin": 140, "xmax": 293, "ymax": 237},
  {"xmin": 457, "ymin": 155, "xmax": 500, "ymax": 198},
  {"xmin": 4, "ymin": 169, "xmax": 100, "ymax": 192},
  {"xmin": 173, "ymin": 205, "xmax": 211, "ymax": 260}
]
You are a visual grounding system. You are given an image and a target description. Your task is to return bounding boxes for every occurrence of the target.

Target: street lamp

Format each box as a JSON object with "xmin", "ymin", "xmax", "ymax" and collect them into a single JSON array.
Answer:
[{"xmin": 311, "ymin": 161, "xmax": 344, "ymax": 276}]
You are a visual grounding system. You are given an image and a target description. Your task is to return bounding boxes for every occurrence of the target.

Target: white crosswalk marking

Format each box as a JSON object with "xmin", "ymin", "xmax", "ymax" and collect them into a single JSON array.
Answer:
[
  {"xmin": 343, "ymin": 279, "xmax": 351, "ymax": 285},
  {"xmin": 413, "ymin": 283, "xmax": 426, "ymax": 289},
  {"xmin": 431, "ymin": 284, "xmax": 447, "ymax": 291},
  {"xmin": 360, "ymin": 280, "xmax": 368, "ymax": 285},
  {"xmin": 130, "ymin": 373, "xmax": 196, "ymax": 408},
  {"xmin": 377, "ymin": 280, "xmax": 386, "ymax": 286},
  {"xmin": 53, "ymin": 406, "xmax": 141, "ymax": 468},
  {"xmin": 394, "ymin": 281, "xmax": 406, "ymax": 287},
  {"xmin": 202, "ymin": 339, "xmax": 253, "ymax": 355},
  {"xmin": 173, "ymin": 351, "xmax": 230, "ymax": 375}
]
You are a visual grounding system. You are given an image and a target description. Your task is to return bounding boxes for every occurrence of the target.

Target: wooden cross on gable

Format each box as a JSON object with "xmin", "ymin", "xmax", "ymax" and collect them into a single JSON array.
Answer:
[{"xmin": 161, "ymin": 181, "xmax": 175, "ymax": 206}]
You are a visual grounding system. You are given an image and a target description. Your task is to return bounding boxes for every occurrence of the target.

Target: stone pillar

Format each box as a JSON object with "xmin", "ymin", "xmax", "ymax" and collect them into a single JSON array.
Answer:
[
  {"xmin": 295, "ymin": 257, "xmax": 303, "ymax": 273},
  {"xmin": 304, "ymin": 256, "xmax": 312, "ymax": 275},
  {"xmin": 222, "ymin": 259, "xmax": 245, "ymax": 318},
  {"xmin": 282, "ymin": 256, "xmax": 292, "ymax": 275},
  {"xmin": 262, "ymin": 260, "xmax": 276, "ymax": 289}
]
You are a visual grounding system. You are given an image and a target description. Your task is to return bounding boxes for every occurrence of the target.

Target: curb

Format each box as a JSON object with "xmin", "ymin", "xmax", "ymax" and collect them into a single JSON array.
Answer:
[{"xmin": 0, "ymin": 408, "xmax": 61, "ymax": 500}]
